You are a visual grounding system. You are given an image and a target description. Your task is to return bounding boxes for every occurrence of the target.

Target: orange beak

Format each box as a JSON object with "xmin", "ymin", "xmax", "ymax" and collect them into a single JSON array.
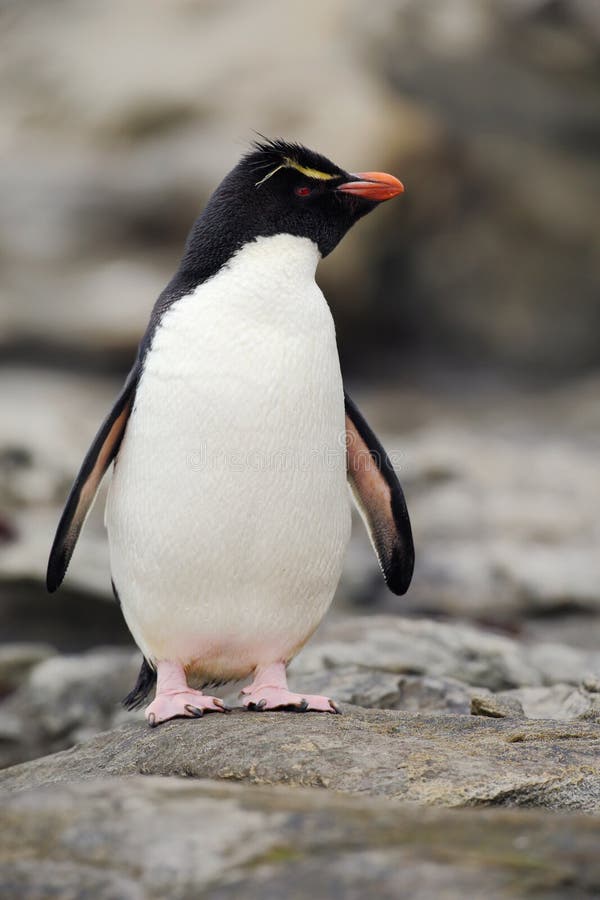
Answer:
[{"xmin": 336, "ymin": 171, "xmax": 404, "ymax": 201}]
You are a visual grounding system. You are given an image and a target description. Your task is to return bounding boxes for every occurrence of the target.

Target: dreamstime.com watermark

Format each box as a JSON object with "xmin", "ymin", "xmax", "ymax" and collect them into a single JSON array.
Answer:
[{"xmin": 186, "ymin": 429, "xmax": 407, "ymax": 473}]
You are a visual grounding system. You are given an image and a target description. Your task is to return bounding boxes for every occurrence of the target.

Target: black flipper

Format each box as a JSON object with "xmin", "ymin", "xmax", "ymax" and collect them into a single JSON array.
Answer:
[
  {"xmin": 46, "ymin": 363, "xmax": 140, "ymax": 593},
  {"xmin": 122, "ymin": 658, "xmax": 157, "ymax": 710},
  {"xmin": 345, "ymin": 392, "xmax": 414, "ymax": 595}
]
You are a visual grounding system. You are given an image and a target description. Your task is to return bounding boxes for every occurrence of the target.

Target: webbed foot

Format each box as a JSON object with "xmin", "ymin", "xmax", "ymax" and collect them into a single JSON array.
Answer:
[{"xmin": 241, "ymin": 684, "xmax": 340, "ymax": 714}]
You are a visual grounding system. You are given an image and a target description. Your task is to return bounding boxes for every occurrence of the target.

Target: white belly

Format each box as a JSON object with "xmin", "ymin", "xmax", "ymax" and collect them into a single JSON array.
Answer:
[{"xmin": 105, "ymin": 235, "xmax": 351, "ymax": 681}]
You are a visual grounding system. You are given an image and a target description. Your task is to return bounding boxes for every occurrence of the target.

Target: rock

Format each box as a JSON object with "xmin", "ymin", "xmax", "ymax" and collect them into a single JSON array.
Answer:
[
  {"xmin": 2, "ymin": 708, "xmax": 600, "ymax": 813},
  {"xmin": 527, "ymin": 642, "xmax": 600, "ymax": 686},
  {"xmin": 0, "ymin": 775, "xmax": 597, "ymax": 900},
  {"xmin": 390, "ymin": 673, "xmax": 486, "ymax": 715},
  {"xmin": 290, "ymin": 666, "xmax": 489, "ymax": 715},
  {"xmin": 364, "ymin": 0, "xmax": 600, "ymax": 376},
  {"xmin": 405, "ymin": 421, "xmax": 600, "ymax": 622},
  {"xmin": 2, "ymin": 644, "xmax": 484, "ymax": 770},
  {"xmin": 0, "ymin": 643, "xmax": 55, "ymax": 697},
  {"xmin": 0, "ymin": 0, "xmax": 423, "ymax": 365},
  {"xmin": 341, "ymin": 396, "xmax": 600, "ymax": 622},
  {"xmin": 1, "ymin": 775, "xmax": 600, "ymax": 900},
  {"xmin": 0, "ymin": 580, "xmax": 132, "ymax": 653},
  {"xmin": 4, "ymin": 613, "xmax": 600, "ymax": 770},
  {"xmin": 495, "ymin": 684, "xmax": 600, "ymax": 721},
  {"xmin": 471, "ymin": 694, "xmax": 525, "ymax": 719},
  {"xmin": 293, "ymin": 667, "xmax": 488, "ymax": 715},
  {"xmin": 582, "ymin": 675, "xmax": 600, "ymax": 694},
  {"xmin": 0, "ymin": 370, "xmax": 120, "ymax": 507},
  {"xmin": 0, "ymin": 712, "xmax": 22, "ymax": 746},
  {"xmin": 298, "ymin": 615, "xmax": 600, "ymax": 692},
  {"xmin": 0, "ymin": 368, "xmax": 121, "ymax": 596},
  {"xmin": 288, "ymin": 665, "xmax": 409, "ymax": 710},
  {"xmin": 0, "ymin": 648, "xmax": 141, "ymax": 769},
  {"xmin": 1, "ymin": 1, "xmax": 598, "ymax": 378}
]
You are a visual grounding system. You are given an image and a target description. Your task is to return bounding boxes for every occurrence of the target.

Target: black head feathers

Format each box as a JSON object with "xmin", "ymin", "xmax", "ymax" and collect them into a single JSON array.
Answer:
[
  {"xmin": 243, "ymin": 138, "xmax": 347, "ymax": 185},
  {"xmin": 175, "ymin": 138, "xmax": 401, "ymax": 283}
]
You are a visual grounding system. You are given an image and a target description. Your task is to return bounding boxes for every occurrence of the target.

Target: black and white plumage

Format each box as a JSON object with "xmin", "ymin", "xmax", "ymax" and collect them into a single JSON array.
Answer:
[{"xmin": 47, "ymin": 139, "xmax": 414, "ymax": 723}]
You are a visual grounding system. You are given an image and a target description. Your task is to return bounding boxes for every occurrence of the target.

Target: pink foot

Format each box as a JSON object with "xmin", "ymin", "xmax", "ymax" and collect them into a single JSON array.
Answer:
[
  {"xmin": 241, "ymin": 662, "xmax": 341, "ymax": 714},
  {"xmin": 145, "ymin": 689, "xmax": 230, "ymax": 726},
  {"xmin": 143, "ymin": 660, "xmax": 230, "ymax": 727},
  {"xmin": 241, "ymin": 684, "xmax": 340, "ymax": 714}
]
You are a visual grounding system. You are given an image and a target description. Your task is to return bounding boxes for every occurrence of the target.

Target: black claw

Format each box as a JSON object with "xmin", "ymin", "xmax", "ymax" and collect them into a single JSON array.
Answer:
[
  {"xmin": 329, "ymin": 700, "xmax": 342, "ymax": 714},
  {"xmin": 185, "ymin": 704, "xmax": 204, "ymax": 718},
  {"xmin": 147, "ymin": 713, "xmax": 156, "ymax": 728},
  {"xmin": 213, "ymin": 699, "xmax": 232, "ymax": 712},
  {"xmin": 278, "ymin": 701, "xmax": 307, "ymax": 713},
  {"xmin": 247, "ymin": 698, "xmax": 268, "ymax": 711}
]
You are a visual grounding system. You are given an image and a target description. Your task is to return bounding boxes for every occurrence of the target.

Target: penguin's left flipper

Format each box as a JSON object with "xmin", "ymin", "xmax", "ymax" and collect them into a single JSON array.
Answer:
[
  {"xmin": 345, "ymin": 392, "xmax": 415, "ymax": 595},
  {"xmin": 46, "ymin": 362, "xmax": 140, "ymax": 593}
]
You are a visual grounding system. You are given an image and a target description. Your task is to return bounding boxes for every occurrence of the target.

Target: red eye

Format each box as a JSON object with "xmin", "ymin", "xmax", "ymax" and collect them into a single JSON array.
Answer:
[{"xmin": 295, "ymin": 186, "xmax": 311, "ymax": 197}]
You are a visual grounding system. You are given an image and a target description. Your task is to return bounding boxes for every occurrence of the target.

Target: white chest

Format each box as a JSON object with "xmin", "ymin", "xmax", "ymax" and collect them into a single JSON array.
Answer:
[
  {"xmin": 143, "ymin": 234, "xmax": 339, "ymax": 430},
  {"xmin": 105, "ymin": 235, "xmax": 351, "ymax": 671}
]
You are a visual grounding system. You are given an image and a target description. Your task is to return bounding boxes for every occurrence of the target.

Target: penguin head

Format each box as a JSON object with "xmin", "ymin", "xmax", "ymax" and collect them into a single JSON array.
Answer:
[{"xmin": 203, "ymin": 139, "xmax": 404, "ymax": 259}]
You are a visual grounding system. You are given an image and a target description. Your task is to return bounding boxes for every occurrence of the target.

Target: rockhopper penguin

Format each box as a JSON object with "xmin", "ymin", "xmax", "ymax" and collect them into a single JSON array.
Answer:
[{"xmin": 47, "ymin": 139, "xmax": 414, "ymax": 725}]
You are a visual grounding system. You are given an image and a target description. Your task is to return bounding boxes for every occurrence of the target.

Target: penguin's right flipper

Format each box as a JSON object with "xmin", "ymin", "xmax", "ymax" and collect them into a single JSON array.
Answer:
[
  {"xmin": 46, "ymin": 363, "xmax": 140, "ymax": 593},
  {"xmin": 345, "ymin": 392, "xmax": 415, "ymax": 595}
]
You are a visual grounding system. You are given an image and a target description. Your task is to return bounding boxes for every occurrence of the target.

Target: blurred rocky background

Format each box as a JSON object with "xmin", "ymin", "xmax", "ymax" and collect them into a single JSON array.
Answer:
[{"xmin": 1, "ymin": 3, "xmax": 600, "ymax": 885}]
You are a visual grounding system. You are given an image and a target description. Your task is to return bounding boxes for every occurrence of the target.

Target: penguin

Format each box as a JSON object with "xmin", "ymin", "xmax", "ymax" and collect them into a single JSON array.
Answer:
[{"xmin": 47, "ymin": 139, "xmax": 414, "ymax": 725}]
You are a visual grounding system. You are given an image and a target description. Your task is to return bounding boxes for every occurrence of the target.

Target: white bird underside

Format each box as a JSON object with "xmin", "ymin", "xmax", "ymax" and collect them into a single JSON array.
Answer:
[{"xmin": 105, "ymin": 235, "xmax": 351, "ymax": 683}]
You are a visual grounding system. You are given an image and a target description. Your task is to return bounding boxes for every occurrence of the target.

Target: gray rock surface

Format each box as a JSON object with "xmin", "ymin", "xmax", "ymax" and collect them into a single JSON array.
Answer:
[
  {"xmin": 2, "ymin": 614, "xmax": 600, "ymax": 769},
  {"xmin": 0, "ymin": 776, "xmax": 600, "ymax": 900},
  {"xmin": 494, "ymin": 683, "xmax": 600, "ymax": 721},
  {"xmin": 0, "ymin": 648, "xmax": 141, "ymax": 769},
  {"xmin": 295, "ymin": 615, "xmax": 600, "ymax": 692},
  {"xmin": 290, "ymin": 667, "xmax": 488, "ymax": 716},
  {"xmin": 2, "ymin": 775, "xmax": 600, "ymax": 900},
  {"xmin": 1, "ymin": 611, "xmax": 599, "ymax": 896},
  {"xmin": 404, "ymin": 423, "xmax": 600, "ymax": 621},
  {"xmin": 0, "ymin": 369, "xmax": 118, "ymax": 594},
  {"xmin": 366, "ymin": 0, "xmax": 600, "ymax": 375},
  {"xmin": 346, "ymin": 385, "xmax": 600, "ymax": 621},
  {"xmin": 0, "ymin": 0, "xmax": 417, "ymax": 362},
  {"xmin": 1, "ymin": 1, "xmax": 598, "ymax": 375},
  {"xmin": 2, "ymin": 707, "xmax": 600, "ymax": 814},
  {"xmin": 0, "ymin": 643, "xmax": 55, "ymax": 696},
  {"xmin": 471, "ymin": 693, "xmax": 526, "ymax": 719}
]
